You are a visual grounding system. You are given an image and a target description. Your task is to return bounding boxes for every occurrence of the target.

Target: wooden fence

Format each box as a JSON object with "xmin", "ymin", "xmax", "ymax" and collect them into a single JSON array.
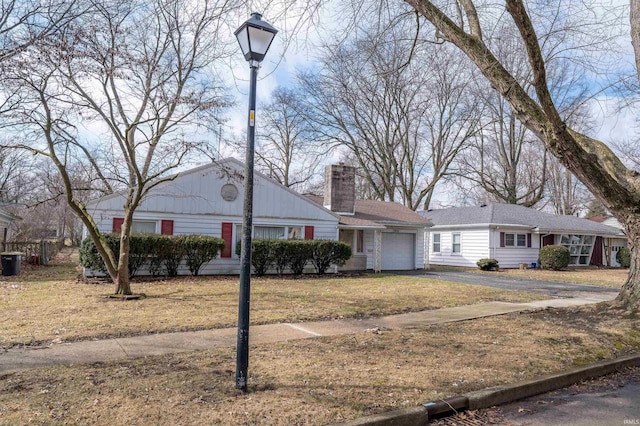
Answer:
[{"xmin": 3, "ymin": 240, "xmax": 64, "ymax": 265}]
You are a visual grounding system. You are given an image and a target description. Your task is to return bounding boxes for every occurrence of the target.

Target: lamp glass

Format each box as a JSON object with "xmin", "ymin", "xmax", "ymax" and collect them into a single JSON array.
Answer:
[
  {"xmin": 247, "ymin": 26, "xmax": 275, "ymax": 55},
  {"xmin": 235, "ymin": 26, "xmax": 250, "ymax": 57}
]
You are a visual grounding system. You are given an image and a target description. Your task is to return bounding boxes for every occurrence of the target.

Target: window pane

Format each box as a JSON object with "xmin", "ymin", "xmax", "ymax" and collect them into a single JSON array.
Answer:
[
  {"xmin": 288, "ymin": 226, "xmax": 302, "ymax": 240},
  {"xmin": 579, "ymin": 256, "xmax": 589, "ymax": 265},
  {"xmin": 583, "ymin": 235, "xmax": 594, "ymax": 245},
  {"xmin": 255, "ymin": 226, "xmax": 285, "ymax": 239},
  {"xmin": 561, "ymin": 235, "xmax": 570, "ymax": 244},
  {"xmin": 452, "ymin": 233, "xmax": 461, "ymax": 253},
  {"xmin": 235, "ymin": 224, "xmax": 243, "ymax": 256},
  {"xmin": 571, "ymin": 235, "xmax": 581, "ymax": 245},
  {"xmin": 433, "ymin": 233, "xmax": 440, "ymax": 243},
  {"xmin": 517, "ymin": 234, "xmax": 526, "ymax": 247},
  {"xmin": 356, "ymin": 230, "xmax": 364, "ymax": 253},
  {"xmin": 131, "ymin": 221, "xmax": 156, "ymax": 234},
  {"xmin": 433, "ymin": 242, "xmax": 440, "ymax": 253},
  {"xmin": 505, "ymin": 234, "xmax": 515, "ymax": 246},
  {"xmin": 581, "ymin": 245, "xmax": 591, "ymax": 255}
]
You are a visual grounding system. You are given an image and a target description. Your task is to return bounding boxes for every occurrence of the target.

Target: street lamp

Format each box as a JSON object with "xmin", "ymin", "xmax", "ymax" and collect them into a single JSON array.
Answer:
[{"xmin": 234, "ymin": 12, "xmax": 278, "ymax": 392}]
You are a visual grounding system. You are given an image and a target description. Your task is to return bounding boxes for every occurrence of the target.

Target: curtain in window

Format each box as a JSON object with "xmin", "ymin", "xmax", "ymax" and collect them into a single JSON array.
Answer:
[{"xmin": 255, "ymin": 226, "xmax": 285, "ymax": 239}]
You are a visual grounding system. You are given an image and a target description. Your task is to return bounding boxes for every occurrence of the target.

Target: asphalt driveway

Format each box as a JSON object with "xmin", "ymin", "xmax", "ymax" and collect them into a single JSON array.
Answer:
[{"xmin": 395, "ymin": 269, "xmax": 618, "ymax": 298}]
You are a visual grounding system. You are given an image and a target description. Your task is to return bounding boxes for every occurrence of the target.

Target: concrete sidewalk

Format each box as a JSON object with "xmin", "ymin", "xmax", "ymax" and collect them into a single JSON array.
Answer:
[{"xmin": 0, "ymin": 292, "xmax": 618, "ymax": 375}]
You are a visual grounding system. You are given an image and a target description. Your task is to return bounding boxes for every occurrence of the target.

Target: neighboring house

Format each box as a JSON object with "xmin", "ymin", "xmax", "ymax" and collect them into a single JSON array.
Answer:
[
  {"xmin": 0, "ymin": 208, "xmax": 19, "ymax": 251},
  {"xmin": 419, "ymin": 203, "xmax": 625, "ymax": 269},
  {"xmin": 306, "ymin": 164, "xmax": 431, "ymax": 272},
  {"xmin": 85, "ymin": 159, "xmax": 429, "ymax": 275},
  {"xmin": 588, "ymin": 215, "xmax": 628, "ymax": 267}
]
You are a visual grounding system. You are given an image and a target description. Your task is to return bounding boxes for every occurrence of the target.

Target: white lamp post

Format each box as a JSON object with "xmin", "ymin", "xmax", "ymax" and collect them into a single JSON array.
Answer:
[{"xmin": 234, "ymin": 12, "xmax": 277, "ymax": 392}]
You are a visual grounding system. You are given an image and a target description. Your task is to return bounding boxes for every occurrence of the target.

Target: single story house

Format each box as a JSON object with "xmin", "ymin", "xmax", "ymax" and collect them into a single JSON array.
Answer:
[
  {"xmin": 419, "ymin": 203, "xmax": 625, "ymax": 268},
  {"xmin": 588, "ymin": 215, "xmax": 628, "ymax": 267},
  {"xmin": 306, "ymin": 164, "xmax": 431, "ymax": 272},
  {"xmin": 84, "ymin": 159, "xmax": 430, "ymax": 275}
]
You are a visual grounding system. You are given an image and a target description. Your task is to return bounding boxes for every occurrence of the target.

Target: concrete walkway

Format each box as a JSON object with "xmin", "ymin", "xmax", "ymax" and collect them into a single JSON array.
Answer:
[{"xmin": 0, "ymin": 292, "xmax": 618, "ymax": 375}]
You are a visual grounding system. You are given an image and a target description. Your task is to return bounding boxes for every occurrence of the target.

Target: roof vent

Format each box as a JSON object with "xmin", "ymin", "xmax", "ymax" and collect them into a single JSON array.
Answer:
[{"xmin": 480, "ymin": 204, "xmax": 487, "ymax": 208}]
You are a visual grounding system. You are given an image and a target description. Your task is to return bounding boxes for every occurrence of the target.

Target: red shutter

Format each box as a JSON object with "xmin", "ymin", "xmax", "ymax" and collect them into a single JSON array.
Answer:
[
  {"xmin": 221, "ymin": 222, "xmax": 233, "ymax": 258},
  {"xmin": 112, "ymin": 218, "xmax": 124, "ymax": 233},
  {"xmin": 527, "ymin": 233, "xmax": 532, "ymax": 248},
  {"xmin": 161, "ymin": 220, "xmax": 174, "ymax": 235},
  {"xmin": 304, "ymin": 226, "xmax": 314, "ymax": 240},
  {"xmin": 500, "ymin": 232, "xmax": 505, "ymax": 247}
]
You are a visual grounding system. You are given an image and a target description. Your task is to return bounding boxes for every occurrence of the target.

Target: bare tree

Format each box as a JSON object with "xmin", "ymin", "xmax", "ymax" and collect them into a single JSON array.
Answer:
[
  {"xmin": 2, "ymin": 0, "xmax": 236, "ymax": 295},
  {"xmin": 613, "ymin": 138, "xmax": 640, "ymax": 171},
  {"xmin": 250, "ymin": 86, "xmax": 327, "ymax": 192},
  {"xmin": 298, "ymin": 16, "xmax": 479, "ymax": 210},
  {"xmin": 0, "ymin": 0, "xmax": 79, "ymax": 62},
  {"xmin": 457, "ymin": 91, "xmax": 548, "ymax": 207},
  {"xmin": 404, "ymin": 0, "xmax": 640, "ymax": 307},
  {"xmin": 546, "ymin": 157, "xmax": 591, "ymax": 216}
]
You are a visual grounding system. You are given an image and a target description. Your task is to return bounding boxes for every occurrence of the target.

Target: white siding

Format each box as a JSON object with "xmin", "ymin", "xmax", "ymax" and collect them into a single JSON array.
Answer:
[
  {"xmin": 491, "ymin": 229, "xmax": 540, "ymax": 268},
  {"xmin": 428, "ymin": 228, "xmax": 490, "ymax": 267},
  {"xmin": 87, "ymin": 159, "xmax": 337, "ymax": 223}
]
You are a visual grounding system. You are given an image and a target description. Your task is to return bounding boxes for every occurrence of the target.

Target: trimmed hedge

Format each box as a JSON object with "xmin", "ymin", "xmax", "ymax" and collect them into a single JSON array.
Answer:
[
  {"xmin": 539, "ymin": 245, "xmax": 570, "ymax": 270},
  {"xmin": 616, "ymin": 247, "xmax": 631, "ymax": 268},
  {"xmin": 476, "ymin": 258, "xmax": 499, "ymax": 271},
  {"xmin": 310, "ymin": 240, "xmax": 352, "ymax": 274},
  {"xmin": 80, "ymin": 233, "xmax": 225, "ymax": 277},
  {"xmin": 183, "ymin": 235, "xmax": 225, "ymax": 276},
  {"xmin": 235, "ymin": 239, "xmax": 352, "ymax": 276}
]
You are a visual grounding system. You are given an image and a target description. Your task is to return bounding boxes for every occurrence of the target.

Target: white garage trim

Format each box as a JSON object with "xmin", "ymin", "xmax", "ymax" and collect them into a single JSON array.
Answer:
[{"xmin": 381, "ymin": 232, "xmax": 415, "ymax": 270}]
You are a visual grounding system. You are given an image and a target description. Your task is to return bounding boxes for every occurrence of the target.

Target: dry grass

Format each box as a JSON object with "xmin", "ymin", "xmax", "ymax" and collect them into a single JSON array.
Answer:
[
  {"xmin": 1, "ymin": 304, "xmax": 638, "ymax": 425},
  {"xmin": 448, "ymin": 264, "xmax": 629, "ymax": 289},
  {"xmin": 0, "ymin": 250, "xmax": 545, "ymax": 348},
  {"xmin": 497, "ymin": 268, "xmax": 628, "ymax": 288}
]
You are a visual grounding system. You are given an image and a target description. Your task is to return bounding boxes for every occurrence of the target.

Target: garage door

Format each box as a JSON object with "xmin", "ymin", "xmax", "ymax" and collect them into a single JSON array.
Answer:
[{"xmin": 381, "ymin": 233, "xmax": 415, "ymax": 270}]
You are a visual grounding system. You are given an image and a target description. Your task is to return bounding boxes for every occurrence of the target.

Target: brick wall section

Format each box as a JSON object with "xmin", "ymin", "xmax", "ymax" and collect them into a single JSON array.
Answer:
[{"xmin": 324, "ymin": 164, "xmax": 355, "ymax": 214}]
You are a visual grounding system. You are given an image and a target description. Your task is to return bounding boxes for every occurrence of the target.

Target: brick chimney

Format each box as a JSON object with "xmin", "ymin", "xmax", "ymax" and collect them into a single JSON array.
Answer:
[{"xmin": 324, "ymin": 164, "xmax": 356, "ymax": 215}]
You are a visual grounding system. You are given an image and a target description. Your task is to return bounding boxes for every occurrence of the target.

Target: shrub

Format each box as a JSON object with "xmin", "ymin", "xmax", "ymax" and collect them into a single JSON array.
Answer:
[
  {"xmin": 270, "ymin": 240, "xmax": 293, "ymax": 274},
  {"xmin": 539, "ymin": 245, "xmax": 570, "ymax": 270},
  {"xmin": 476, "ymin": 258, "xmax": 499, "ymax": 271},
  {"xmin": 80, "ymin": 233, "xmax": 189, "ymax": 278},
  {"xmin": 79, "ymin": 234, "xmax": 121, "ymax": 275},
  {"xmin": 158, "ymin": 235, "xmax": 183, "ymax": 277},
  {"xmin": 310, "ymin": 240, "xmax": 352, "ymax": 274},
  {"xmin": 287, "ymin": 240, "xmax": 314, "ymax": 275},
  {"xmin": 128, "ymin": 233, "xmax": 156, "ymax": 277},
  {"xmin": 236, "ymin": 239, "xmax": 276, "ymax": 277},
  {"xmin": 182, "ymin": 235, "xmax": 225, "ymax": 276},
  {"xmin": 616, "ymin": 247, "xmax": 631, "ymax": 268}
]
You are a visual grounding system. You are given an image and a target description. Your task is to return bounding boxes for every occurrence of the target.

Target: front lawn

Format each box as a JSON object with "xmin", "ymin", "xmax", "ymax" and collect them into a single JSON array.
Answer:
[
  {"xmin": 1, "ymin": 303, "xmax": 638, "ymax": 425},
  {"xmin": 0, "ymin": 250, "xmax": 545, "ymax": 348},
  {"xmin": 487, "ymin": 267, "xmax": 628, "ymax": 289}
]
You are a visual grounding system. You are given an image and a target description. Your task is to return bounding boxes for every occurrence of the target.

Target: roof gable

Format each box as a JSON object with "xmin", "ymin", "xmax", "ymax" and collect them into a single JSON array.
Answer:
[{"xmin": 87, "ymin": 158, "xmax": 338, "ymax": 222}]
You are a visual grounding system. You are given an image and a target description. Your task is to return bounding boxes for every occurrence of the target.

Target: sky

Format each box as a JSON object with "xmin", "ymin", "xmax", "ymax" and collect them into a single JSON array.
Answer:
[{"xmin": 224, "ymin": 2, "xmax": 639, "ymax": 208}]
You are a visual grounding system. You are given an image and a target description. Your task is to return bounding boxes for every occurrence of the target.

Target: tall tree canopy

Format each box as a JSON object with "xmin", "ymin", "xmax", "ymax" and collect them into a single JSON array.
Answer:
[{"xmin": 404, "ymin": 0, "xmax": 640, "ymax": 307}]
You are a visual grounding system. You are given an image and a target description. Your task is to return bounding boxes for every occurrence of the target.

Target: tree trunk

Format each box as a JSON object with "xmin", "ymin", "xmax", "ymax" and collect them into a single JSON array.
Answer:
[
  {"xmin": 114, "ymin": 219, "xmax": 132, "ymax": 295},
  {"xmin": 617, "ymin": 217, "xmax": 640, "ymax": 307}
]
